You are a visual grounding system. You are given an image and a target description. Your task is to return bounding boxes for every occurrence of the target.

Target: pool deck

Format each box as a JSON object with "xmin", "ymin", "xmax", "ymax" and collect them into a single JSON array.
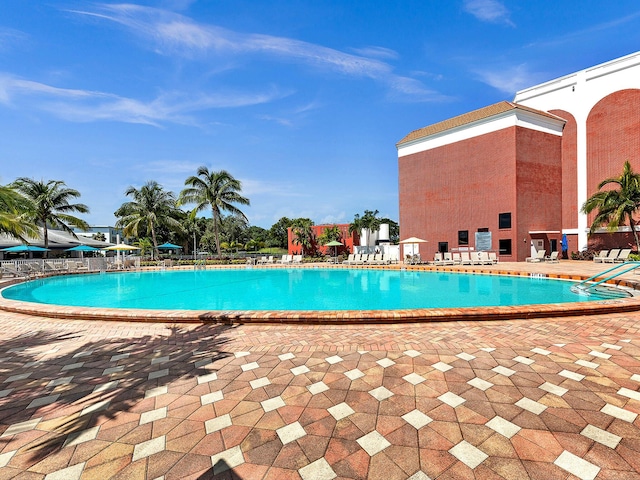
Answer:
[{"xmin": 1, "ymin": 261, "xmax": 640, "ymax": 478}]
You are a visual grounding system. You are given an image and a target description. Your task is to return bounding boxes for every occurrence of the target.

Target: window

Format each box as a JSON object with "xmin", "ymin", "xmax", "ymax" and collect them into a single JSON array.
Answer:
[
  {"xmin": 477, "ymin": 227, "xmax": 489, "ymax": 232},
  {"xmin": 499, "ymin": 212, "xmax": 512, "ymax": 229},
  {"xmin": 438, "ymin": 242, "xmax": 448, "ymax": 253},
  {"xmin": 458, "ymin": 230, "xmax": 469, "ymax": 245},
  {"xmin": 499, "ymin": 239, "xmax": 512, "ymax": 255}
]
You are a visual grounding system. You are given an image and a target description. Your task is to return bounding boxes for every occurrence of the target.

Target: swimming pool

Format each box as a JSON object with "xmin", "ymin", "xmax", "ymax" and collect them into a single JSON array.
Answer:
[{"xmin": 0, "ymin": 268, "xmax": 608, "ymax": 311}]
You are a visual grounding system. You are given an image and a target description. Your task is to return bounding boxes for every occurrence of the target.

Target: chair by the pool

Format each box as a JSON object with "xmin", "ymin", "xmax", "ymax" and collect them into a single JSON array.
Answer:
[
  {"xmin": 257, "ymin": 256, "xmax": 267, "ymax": 265},
  {"xmin": 460, "ymin": 252, "xmax": 472, "ymax": 265},
  {"xmin": 277, "ymin": 255, "xmax": 289, "ymax": 264},
  {"xmin": 470, "ymin": 252, "xmax": 483, "ymax": 265},
  {"xmin": 614, "ymin": 248, "xmax": 632, "ymax": 262},
  {"xmin": 342, "ymin": 254, "xmax": 355, "ymax": 264},
  {"xmin": 292, "ymin": 255, "xmax": 302, "ymax": 264},
  {"xmin": 1, "ymin": 265, "xmax": 25, "ymax": 278},
  {"xmin": 437, "ymin": 252, "xmax": 455, "ymax": 265},
  {"xmin": 266, "ymin": 256, "xmax": 275, "ymax": 264},
  {"xmin": 432, "ymin": 252, "xmax": 443, "ymax": 265},
  {"xmin": 593, "ymin": 250, "xmax": 609, "ymax": 263},
  {"xmin": 478, "ymin": 252, "xmax": 493, "ymax": 265},
  {"xmin": 525, "ymin": 250, "xmax": 546, "ymax": 262},
  {"xmin": 452, "ymin": 252, "xmax": 462, "ymax": 265},
  {"xmin": 602, "ymin": 248, "xmax": 621, "ymax": 263},
  {"xmin": 488, "ymin": 252, "xmax": 498, "ymax": 264},
  {"xmin": 545, "ymin": 251, "xmax": 560, "ymax": 263},
  {"xmin": 377, "ymin": 254, "xmax": 391, "ymax": 265}
]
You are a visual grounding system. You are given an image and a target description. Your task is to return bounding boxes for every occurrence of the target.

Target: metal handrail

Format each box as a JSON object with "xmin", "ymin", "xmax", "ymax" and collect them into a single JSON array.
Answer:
[{"xmin": 571, "ymin": 261, "xmax": 640, "ymax": 294}]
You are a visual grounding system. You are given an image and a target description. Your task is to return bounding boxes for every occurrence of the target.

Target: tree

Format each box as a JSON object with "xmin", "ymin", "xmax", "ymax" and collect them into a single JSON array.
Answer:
[
  {"xmin": 268, "ymin": 217, "xmax": 293, "ymax": 248},
  {"xmin": 178, "ymin": 167, "xmax": 250, "ymax": 259},
  {"xmin": 291, "ymin": 218, "xmax": 315, "ymax": 255},
  {"xmin": 12, "ymin": 178, "xmax": 89, "ymax": 252},
  {"xmin": 133, "ymin": 237, "xmax": 153, "ymax": 257},
  {"xmin": 0, "ymin": 184, "xmax": 38, "ymax": 241},
  {"xmin": 317, "ymin": 225, "xmax": 342, "ymax": 245},
  {"xmin": 349, "ymin": 209, "xmax": 381, "ymax": 248},
  {"xmin": 92, "ymin": 232, "xmax": 106, "ymax": 242},
  {"xmin": 114, "ymin": 181, "xmax": 183, "ymax": 260},
  {"xmin": 582, "ymin": 161, "xmax": 640, "ymax": 252}
]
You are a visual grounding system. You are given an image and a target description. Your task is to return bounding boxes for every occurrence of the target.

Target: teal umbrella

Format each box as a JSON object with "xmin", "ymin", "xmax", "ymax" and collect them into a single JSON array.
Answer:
[
  {"xmin": 1, "ymin": 245, "xmax": 50, "ymax": 252},
  {"xmin": 66, "ymin": 245, "xmax": 100, "ymax": 252},
  {"xmin": 157, "ymin": 242, "xmax": 182, "ymax": 250}
]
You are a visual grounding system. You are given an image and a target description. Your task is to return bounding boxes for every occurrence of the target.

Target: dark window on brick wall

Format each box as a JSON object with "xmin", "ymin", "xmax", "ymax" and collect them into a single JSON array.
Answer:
[
  {"xmin": 499, "ymin": 239, "xmax": 512, "ymax": 255},
  {"xmin": 458, "ymin": 230, "xmax": 469, "ymax": 245},
  {"xmin": 499, "ymin": 213, "xmax": 512, "ymax": 229}
]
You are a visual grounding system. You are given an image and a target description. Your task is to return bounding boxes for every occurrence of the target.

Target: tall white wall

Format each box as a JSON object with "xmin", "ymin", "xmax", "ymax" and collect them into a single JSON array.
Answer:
[{"xmin": 514, "ymin": 51, "xmax": 640, "ymax": 249}]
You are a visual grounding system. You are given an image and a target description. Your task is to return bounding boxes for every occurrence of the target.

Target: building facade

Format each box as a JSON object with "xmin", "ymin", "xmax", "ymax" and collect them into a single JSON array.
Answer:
[
  {"xmin": 398, "ymin": 51, "xmax": 640, "ymax": 261},
  {"xmin": 287, "ymin": 224, "xmax": 359, "ymax": 256}
]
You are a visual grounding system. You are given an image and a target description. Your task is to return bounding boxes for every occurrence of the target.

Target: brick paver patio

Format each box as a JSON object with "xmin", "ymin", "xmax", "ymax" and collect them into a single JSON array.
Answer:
[{"xmin": 1, "ymin": 262, "xmax": 640, "ymax": 478}]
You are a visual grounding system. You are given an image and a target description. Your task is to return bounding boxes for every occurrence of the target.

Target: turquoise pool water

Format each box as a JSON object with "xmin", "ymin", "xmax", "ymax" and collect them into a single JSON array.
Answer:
[{"xmin": 1, "ymin": 268, "xmax": 605, "ymax": 311}]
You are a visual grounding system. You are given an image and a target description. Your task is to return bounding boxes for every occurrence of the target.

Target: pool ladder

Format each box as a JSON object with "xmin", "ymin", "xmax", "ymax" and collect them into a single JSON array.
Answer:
[{"xmin": 571, "ymin": 261, "xmax": 640, "ymax": 298}]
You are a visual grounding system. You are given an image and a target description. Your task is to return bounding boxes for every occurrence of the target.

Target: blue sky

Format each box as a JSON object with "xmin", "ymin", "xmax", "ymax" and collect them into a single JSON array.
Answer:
[{"xmin": 1, "ymin": 1, "xmax": 639, "ymax": 229}]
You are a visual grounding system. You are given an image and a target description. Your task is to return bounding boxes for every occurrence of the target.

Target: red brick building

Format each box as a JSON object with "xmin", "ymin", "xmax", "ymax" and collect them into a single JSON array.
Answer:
[
  {"xmin": 287, "ymin": 224, "xmax": 359, "ymax": 256},
  {"xmin": 399, "ymin": 51, "xmax": 640, "ymax": 261}
]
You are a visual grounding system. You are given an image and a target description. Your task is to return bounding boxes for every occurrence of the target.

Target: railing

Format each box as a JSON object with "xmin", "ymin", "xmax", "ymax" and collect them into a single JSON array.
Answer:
[{"xmin": 571, "ymin": 261, "xmax": 640, "ymax": 297}]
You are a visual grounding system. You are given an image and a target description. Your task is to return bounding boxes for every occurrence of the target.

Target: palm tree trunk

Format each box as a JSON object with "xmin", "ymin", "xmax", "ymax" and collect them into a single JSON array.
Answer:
[
  {"xmin": 150, "ymin": 221, "xmax": 158, "ymax": 261},
  {"xmin": 630, "ymin": 216, "xmax": 640, "ymax": 252},
  {"xmin": 212, "ymin": 208, "xmax": 221, "ymax": 259},
  {"xmin": 43, "ymin": 222, "xmax": 49, "ymax": 259}
]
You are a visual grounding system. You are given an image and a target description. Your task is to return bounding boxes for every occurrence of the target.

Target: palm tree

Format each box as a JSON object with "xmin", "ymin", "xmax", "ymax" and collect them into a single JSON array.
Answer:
[
  {"xmin": 318, "ymin": 225, "xmax": 342, "ymax": 245},
  {"xmin": 0, "ymin": 184, "xmax": 38, "ymax": 240},
  {"xmin": 291, "ymin": 218, "xmax": 315, "ymax": 255},
  {"xmin": 178, "ymin": 167, "xmax": 250, "ymax": 259},
  {"xmin": 11, "ymin": 178, "xmax": 89, "ymax": 251},
  {"xmin": 114, "ymin": 181, "xmax": 183, "ymax": 260},
  {"xmin": 582, "ymin": 161, "xmax": 640, "ymax": 252},
  {"xmin": 349, "ymin": 210, "xmax": 381, "ymax": 249}
]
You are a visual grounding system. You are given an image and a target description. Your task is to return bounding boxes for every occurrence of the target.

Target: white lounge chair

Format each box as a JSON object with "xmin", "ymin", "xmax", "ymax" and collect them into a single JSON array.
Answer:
[
  {"xmin": 545, "ymin": 251, "xmax": 559, "ymax": 263},
  {"xmin": 292, "ymin": 255, "xmax": 302, "ymax": 264},
  {"xmin": 602, "ymin": 249, "xmax": 621, "ymax": 263},
  {"xmin": 460, "ymin": 252, "xmax": 472, "ymax": 265},
  {"xmin": 526, "ymin": 250, "xmax": 546, "ymax": 262},
  {"xmin": 488, "ymin": 252, "xmax": 498, "ymax": 264},
  {"xmin": 342, "ymin": 254, "xmax": 355, "ymax": 265},
  {"xmin": 470, "ymin": 252, "xmax": 483, "ymax": 265},
  {"xmin": 593, "ymin": 250, "xmax": 609, "ymax": 263},
  {"xmin": 478, "ymin": 252, "xmax": 493, "ymax": 265},
  {"xmin": 452, "ymin": 253, "xmax": 462, "ymax": 265},
  {"xmin": 615, "ymin": 249, "xmax": 632, "ymax": 263}
]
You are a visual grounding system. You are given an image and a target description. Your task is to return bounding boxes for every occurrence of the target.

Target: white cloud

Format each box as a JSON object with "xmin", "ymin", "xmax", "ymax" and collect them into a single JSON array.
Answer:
[
  {"xmin": 0, "ymin": 27, "xmax": 28, "ymax": 52},
  {"xmin": 463, "ymin": 0, "xmax": 514, "ymax": 27},
  {"xmin": 71, "ymin": 4, "xmax": 441, "ymax": 101},
  {"xmin": 474, "ymin": 63, "xmax": 547, "ymax": 94},
  {"xmin": 0, "ymin": 73, "xmax": 285, "ymax": 126}
]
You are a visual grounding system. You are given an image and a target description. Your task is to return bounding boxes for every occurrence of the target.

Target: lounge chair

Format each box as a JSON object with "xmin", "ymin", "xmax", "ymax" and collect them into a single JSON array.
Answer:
[
  {"xmin": 277, "ymin": 255, "xmax": 289, "ymax": 264},
  {"xmin": 256, "ymin": 256, "xmax": 267, "ymax": 265},
  {"xmin": 545, "ymin": 251, "xmax": 559, "ymax": 263},
  {"xmin": 470, "ymin": 252, "xmax": 482, "ymax": 265},
  {"xmin": 292, "ymin": 255, "xmax": 302, "ymax": 264},
  {"xmin": 478, "ymin": 252, "xmax": 493, "ymax": 265},
  {"xmin": 432, "ymin": 253, "xmax": 443, "ymax": 265},
  {"xmin": 488, "ymin": 252, "xmax": 498, "ymax": 264},
  {"xmin": 525, "ymin": 250, "xmax": 546, "ymax": 262},
  {"xmin": 602, "ymin": 249, "xmax": 621, "ymax": 263},
  {"xmin": 265, "ymin": 256, "xmax": 275, "ymax": 264},
  {"xmin": 460, "ymin": 252, "xmax": 472, "ymax": 265},
  {"xmin": 452, "ymin": 253, "xmax": 462, "ymax": 265},
  {"xmin": 342, "ymin": 254, "xmax": 355, "ymax": 265},
  {"xmin": 434, "ymin": 252, "xmax": 455, "ymax": 266},
  {"xmin": 377, "ymin": 254, "xmax": 391, "ymax": 265},
  {"xmin": 615, "ymin": 248, "xmax": 632, "ymax": 263},
  {"xmin": 1, "ymin": 265, "xmax": 26, "ymax": 278},
  {"xmin": 593, "ymin": 250, "xmax": 609, "ymax": 263}
]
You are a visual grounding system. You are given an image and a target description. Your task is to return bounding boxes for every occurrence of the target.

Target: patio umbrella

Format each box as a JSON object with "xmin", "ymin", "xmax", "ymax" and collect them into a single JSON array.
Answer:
[
  {"xmin": 399, "ymin": 237, "xmax": 428, "ymax": 258},
  {"xmin": 1, "ymin": 245, "xmax": 50, "ymax": 253},
  {"xmin": 157, "ymin": 242, "xmax": 182, "ymax": 250},
  {"xmin": 67, "ymin": 245, "xmax": 101, "ymax": 252},
  {"xmin": 103, "ymin": 243, "xmax": 141, "ymax": 251},
  {"xmin": 325, "ymin": 240, "xmax": 343, "ymax": 261},
  {"xmin": 66, "ymin": 244, "xmax": 101, "ymax": 259}
]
